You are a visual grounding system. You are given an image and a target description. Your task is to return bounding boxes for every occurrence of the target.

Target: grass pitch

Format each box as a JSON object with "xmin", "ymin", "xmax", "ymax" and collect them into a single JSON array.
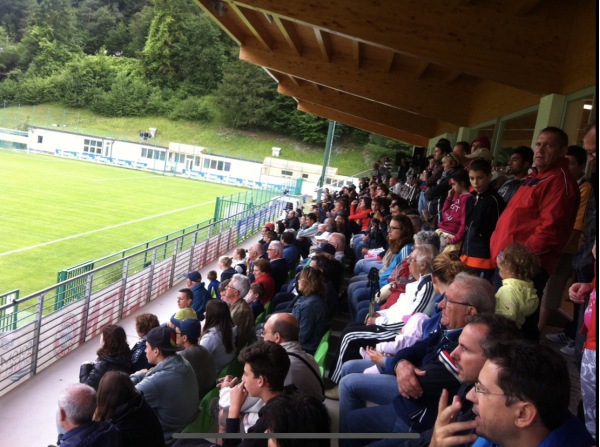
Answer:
[{"xmin": 0, "ymin": 150, "xmax": 244, "ymax": 298}]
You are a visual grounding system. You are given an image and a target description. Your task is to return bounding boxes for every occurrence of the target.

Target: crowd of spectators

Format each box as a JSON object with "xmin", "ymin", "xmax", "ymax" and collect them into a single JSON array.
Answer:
[{"xmin": 56, "ymin": 124, "xmax": 595, "ymax": 446}]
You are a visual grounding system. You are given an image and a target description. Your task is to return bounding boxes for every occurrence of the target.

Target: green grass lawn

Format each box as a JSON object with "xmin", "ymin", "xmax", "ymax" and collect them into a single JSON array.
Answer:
[
  {"xmin": 0, "ymin": 104, "xmax": 376, "ymax": 176},
  {"xmin": 0, "ymin": 150, "xmax": 245, "ymax": 297}
]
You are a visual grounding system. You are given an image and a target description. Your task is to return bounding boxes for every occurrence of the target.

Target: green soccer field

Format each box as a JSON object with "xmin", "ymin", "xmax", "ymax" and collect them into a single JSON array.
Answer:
[{"xmin": 0, "ymin": 150, "xmax": 245, "ymax": 297}]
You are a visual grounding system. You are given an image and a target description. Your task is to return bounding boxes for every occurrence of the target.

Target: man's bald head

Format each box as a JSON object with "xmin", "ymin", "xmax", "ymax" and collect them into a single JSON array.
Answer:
[{"xmin": 265, "ymin": 312, "xmax": 300, "ymax": 342}]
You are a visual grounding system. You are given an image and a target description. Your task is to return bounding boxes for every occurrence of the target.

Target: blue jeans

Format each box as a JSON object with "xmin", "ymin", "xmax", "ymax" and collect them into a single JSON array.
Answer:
[
  {"xmin": 354, "ymin": 259, "xmax": 383, "ymax": 276},
  {"xmin": 340, "ymin": 403, "xmax": 409, "ymax": 447},
  {"xmin": 339, "ymin": 371, "xmax": 398, "ymax": 431}
]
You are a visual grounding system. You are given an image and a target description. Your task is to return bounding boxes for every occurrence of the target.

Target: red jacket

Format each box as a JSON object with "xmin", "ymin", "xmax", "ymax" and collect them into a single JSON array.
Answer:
[{"xmin": 490, "ymin": 158, "xmax": 579, "ymax": 274}]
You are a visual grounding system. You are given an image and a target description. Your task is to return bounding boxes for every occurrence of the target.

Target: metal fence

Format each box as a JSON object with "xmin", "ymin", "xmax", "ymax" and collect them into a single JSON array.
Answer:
[{"xmin": 0, "ymin": 196, "xmax": 289, "ymax": 398}]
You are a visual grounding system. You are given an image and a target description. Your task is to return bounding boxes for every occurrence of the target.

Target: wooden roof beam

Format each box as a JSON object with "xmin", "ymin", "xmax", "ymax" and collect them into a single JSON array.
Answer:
[
  {"xmin": 240, "ymin": 43, "xmax": 471, "ymax": 125},
  {"xmin": 314, "ymin": 28, "xmax": 332, "ymax": 62},
  {"xmin": 297, "ymin": 100, "xmax": 430, "ymax": 147},
  {"xmin": 229, "ymin": 3, "xmax": 274, "ymax": 50},
  {"xmin": 274, "ymin": 17, "xmax": 303, "ymax": 56},
  {"xmin": 278, "ymin": 80, "xmax": 442, "ymax": 138}
]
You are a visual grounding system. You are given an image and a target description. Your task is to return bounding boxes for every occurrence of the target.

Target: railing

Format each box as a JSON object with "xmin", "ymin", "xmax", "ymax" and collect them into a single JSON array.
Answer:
[{"xmin": 0, "ymin": 196, "xmax": 289, "ymax": 398}]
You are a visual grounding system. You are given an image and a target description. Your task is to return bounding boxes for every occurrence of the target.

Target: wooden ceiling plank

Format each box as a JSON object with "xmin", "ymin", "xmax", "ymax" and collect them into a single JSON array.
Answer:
[
  {"xmin": 228, "ymin": 0, "xmax": 589, "ymax": 93},
  {"xmin": 297, "ymin": 100, "xmax": 430, "ymax": 147},
  {"xmin": 278, "ymin": 80, "xmax": 441, "ymax": 138},
  {"xmin": 273, "ymin": 16, "xmax": 303, "ymax": 56},
  {"xmin": 385, "ymin": 51, "xmax": 396, "ymax": 73}
]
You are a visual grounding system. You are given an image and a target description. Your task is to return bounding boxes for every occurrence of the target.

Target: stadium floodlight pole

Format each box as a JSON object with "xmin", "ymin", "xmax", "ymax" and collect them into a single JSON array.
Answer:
[{"xmin": 317, "ymin": 120, "xmax": 335, "ymax": 202}]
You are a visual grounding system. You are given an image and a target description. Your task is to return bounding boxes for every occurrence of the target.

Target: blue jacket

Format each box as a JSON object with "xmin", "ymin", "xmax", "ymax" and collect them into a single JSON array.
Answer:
[
  {"xmin": 291, "ymin": 294, "xmax": 330, "ymax": 355},
  {"xmin": 57, "ymin": 421, "xmax": 122, "ymax": 447},
  {"xmin": 190, "ymin": 282, "xmax": 210, "ymax": 320}
]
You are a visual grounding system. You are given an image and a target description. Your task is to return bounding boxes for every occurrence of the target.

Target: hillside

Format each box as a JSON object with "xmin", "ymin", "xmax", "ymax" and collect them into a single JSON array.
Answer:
[{"xmin": 0, "ymin": 104, "xmax": 403, "ymax": 176}]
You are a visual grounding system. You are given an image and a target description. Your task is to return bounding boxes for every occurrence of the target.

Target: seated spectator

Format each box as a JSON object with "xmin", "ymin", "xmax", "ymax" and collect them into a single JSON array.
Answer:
[
  {"xmin": 297, "ymin": 212, "xmax": 320, "ymax": 247},
  {"xmin": 130, "ymin": 313, "xmax": 160, "ymax": 372},
  {"xmin": 327, "ymin": 232, "xmax": 347, "ymax": 264},
  {"xmin": 281, "ymin": 231, "xmax": 300, "ymax": 272},
  {"xmin": 207, "ymin": 270, "xmax": 221, "ymax": 300},
  {"xmin": 465, "ymin": 341, "xmax": 593, "ymax": 447},
  {"xmin": 252, "ymin": 259, "xmax": 276, "ymax": 305},
  {"xmin": 292, "ymin": 267, "xmax": 330, "ymax": 355},
  {"xmin": 180, "ymin": 270, "xmax": 210, "ymax": 320},
  {"xmin": 168, "ymin": 288, "xmax": 198, "ymax": 327},
  {"xmin": 200, "ymin": 299, "xmax": 238, "ymax": 374},
  {"xmin": 233, "ymin": 248, "xmax": 248, "ymax": 275},
  {"xmin": 327, "ymin": 245, "xmax": 437, "ymax": 386},
  {"xmin": 79, "ymin": 324, "xmax": 132, "ymax": 390},
  {"xmin": 338, "ymin": 273, "xmax": 496, "ymax": 443},
  {"xmin": 284, "ymin": 210, "xmax": 300, "ymax": 231},
  {"xmin": 424, "ymin": 153, "xmax": 462, "ymax": 227},
  {"xmin": 130, "ymin": 325, "xmax": 199, "ymax": 442},
  {"xmin": 223, "ymin": 342, "xmax": 292, "ymax": 447},
  {"xmin": 495, "ymin": 242, "xmax": 540, "ymax": 329},
  {"xmin": 261, "ymin": 391, "xmax": 330, "ymax": 447},
  {"xmin": 55, "ymin": 383, "xmax": 122, "ymax": 447},
  {"xmin": 216, "ymin": 314, "xmax": 325, "ymax": 435},
  {"xmin": 347, "ymin": 215, "xmax": 415, "ymax": 322},
  {"xmin": 247, "ymin": 282, "xmax": 266, "ymax": 318},
  {"xmin": 246, "ymin": 243, "xmax": 266, "ymax": 283},
  {"xmin": 309, "ymin": 253, "xmax": 340, "ymax": 318},
  {"xmin": 94, "ymin": 371, "xmax": 164, "ymax": 447},
  {"xmin": 222, "ymin": 274, "xmax": 254, "ymax": 352},
  {"xmin": 219, "ymin": 256, "xmax": 237, "ymax": 282},
  {"xmin": 173, "ymin": 318, "xmax": 217, "ymax": 399},
  {"xmin": 267, "ymin": 241, "xmax": 289, "ymax": 292}
]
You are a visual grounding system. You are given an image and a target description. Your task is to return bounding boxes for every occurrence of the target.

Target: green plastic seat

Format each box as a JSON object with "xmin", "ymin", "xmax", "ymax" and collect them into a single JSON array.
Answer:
[{"xmin": 314, "ymin": 329, "xmax": 331, "ymax": 377}]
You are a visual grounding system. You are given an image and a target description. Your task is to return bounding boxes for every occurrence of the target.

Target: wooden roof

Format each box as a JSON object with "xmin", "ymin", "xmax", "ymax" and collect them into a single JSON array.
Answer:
[{"xmin": 195, "ymin": 0, "xmax": 597, "ymax": 146}]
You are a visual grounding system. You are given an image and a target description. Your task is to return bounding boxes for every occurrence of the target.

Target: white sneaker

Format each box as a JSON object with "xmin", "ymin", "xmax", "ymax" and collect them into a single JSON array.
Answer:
[
  {"xmin": 560, "ymin": 341, "xmax": 576, "ymax": 357},
  {"xmin": 545, "ymin": 332, "xmax": 573, "ymax": 344}
]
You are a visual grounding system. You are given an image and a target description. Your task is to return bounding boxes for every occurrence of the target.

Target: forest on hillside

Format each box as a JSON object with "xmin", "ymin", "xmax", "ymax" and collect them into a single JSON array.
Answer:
[{"xmin": 0, "ymin": 0, "xmax": 410, "ymax": 152}]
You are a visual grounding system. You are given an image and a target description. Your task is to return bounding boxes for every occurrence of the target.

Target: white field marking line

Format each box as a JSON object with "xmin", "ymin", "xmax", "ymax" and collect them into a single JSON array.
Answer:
[{"xmin": 0, "ymin": 200, "xmax": 216, "ymax": 258}]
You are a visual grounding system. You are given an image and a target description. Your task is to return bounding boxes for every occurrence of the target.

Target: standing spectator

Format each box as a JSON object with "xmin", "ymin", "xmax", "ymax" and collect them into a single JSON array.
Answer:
[
  {"xmin": 79, "ymin": 325, "xmax": 132, "ymax": 390},
  {"xmin": 496, "ymin": 146, "xmax": 534, "ymax": 204},
  {"xmin": 130, "ymin": 313, "xmax": 160, "ymax": 372},
  {"xmin": 130, "ymin": 325, "xmax": 199, "ymax": 442},
  {"xmin": 55, "ymin": 383, "xmax": 122, "ymax": 447},
  {"xmin": 424, "ymin": 152, "xmax": 462, "ymax": 227},
  {"xmin": 460, "ymin": 159, "xmax": 505, "ymax": 281},
  {"xmin": 538, "ymin": 145, "xmax": 593, "ymax": 333},
  {"xmin": 181, "ymin": 270, "xmax": 210, "ymax": 320},
  {"xmin": 490, "ymin": 126, "xmax": 579, "ymax": 340},
  {"xmin": 94, "ymin": 371, "xmax": 164, "ymax": 447},
  {"xmin": 568, "ymin": 240, "xmax": 596, "ymax": 441},
  {"xmin": 436, "ymin": 169, "xmax": 471, "ymax": 253},
  {"xmin": 173, "ymin": 318, "xmax": 217, "ymax": 399}
]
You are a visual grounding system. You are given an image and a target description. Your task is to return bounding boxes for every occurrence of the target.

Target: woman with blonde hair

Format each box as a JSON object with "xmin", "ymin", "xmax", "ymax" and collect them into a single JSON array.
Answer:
[{"xmin": 219, "ymin": 256, "xmax": 237, "ymax": 282}]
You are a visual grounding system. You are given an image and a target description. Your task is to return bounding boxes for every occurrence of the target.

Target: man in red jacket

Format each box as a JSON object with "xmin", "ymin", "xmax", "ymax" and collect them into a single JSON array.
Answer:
[{"xmin": 490, "ymin": 126, "xmax": 579, "ymax": 340}]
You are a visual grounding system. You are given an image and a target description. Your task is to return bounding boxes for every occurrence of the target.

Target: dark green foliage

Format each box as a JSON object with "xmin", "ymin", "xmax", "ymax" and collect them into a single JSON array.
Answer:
[{"xmin": 167, "ymin": 96, "xmax": 214, "ymax": 122}]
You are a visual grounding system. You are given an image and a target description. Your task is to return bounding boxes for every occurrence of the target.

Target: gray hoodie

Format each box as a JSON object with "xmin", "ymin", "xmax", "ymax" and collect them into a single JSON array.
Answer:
[{"xmin": 131, "ymin": 354, "xmax": 199, "ymax": 441}]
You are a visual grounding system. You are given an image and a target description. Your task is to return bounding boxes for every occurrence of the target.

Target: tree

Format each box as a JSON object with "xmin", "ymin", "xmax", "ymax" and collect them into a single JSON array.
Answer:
[
  {"xmin": 142, "ymin": 0, "xmax": 234, "ymax": 95},
  {"xmin": 0, "ymin": 0, "xmax": 36, "ymax": 41}
]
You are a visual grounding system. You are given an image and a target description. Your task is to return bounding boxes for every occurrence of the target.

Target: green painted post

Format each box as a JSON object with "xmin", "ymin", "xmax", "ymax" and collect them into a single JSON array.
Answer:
[{"xmin": 317, "ymin": 120, "xmax": 336, "ymax": 201}]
